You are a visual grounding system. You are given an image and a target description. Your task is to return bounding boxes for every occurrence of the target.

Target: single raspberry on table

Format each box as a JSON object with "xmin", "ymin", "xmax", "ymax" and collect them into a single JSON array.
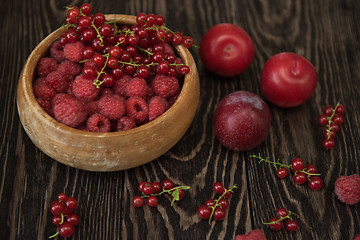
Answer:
[
  {"xmin": 53, "ymin": 94, "xmax": 88, "ymax": 127},
  {"xmin": 117, "ymin": 116, "xmax": 136, "ymax": 131},
  {"xmin": 98, "ymin": 95, "xmax": 125, "ymax": 120},
  {"xmin": 37, "ymin": 57, "xmax": 58, "ymax": 77},
  {"xmin": 57, "ymin": 60, "xmax": 82, "ymax": 77},
  {"xmin": 354, "ymin": 234, "xmax": 360, "ymax": 240},
  {"xmin": 50, "ymin": 40, "xmax": 65, "ymax": 63},
  {"xmin": 125, "ymin": 77, "xmax": 148, "ymax": 98},
  {"xmin": 33, "ymin": 78, "xmax": 56, "ymax": 100},
  {"xmin": 334, "ymin": 174, "xmax": 360, "ymax": 205},
  {"xmin": 64, "ymin": 41, "xmax": 85, "ymax": 62},
  {"xmin": 125, "ymin": 96, "xmax": 149, "ymax": 123},
  {"xmin": 86, "ymin": 113, "xmax": 111, "ymax": 132},
  {"xmin": 151, "ymin": 74, "xmax": 179, "ymax": 98},
  {"xmin": 148, "ymin": 96, "xmax": 169, "ymax": 121},
  {"xmin": 72, "ymin": 75, "xmax": 100, "ymax": 102},
  {"xmin": 45, "ymin": 70, "xmax": 69, "ymax": 93},
  {"xmin": 235, "ymin": 229, "xmax": 267, "ymax": 240},
  {"xmin": 112, "ymin": 74, "xmax": 132, "ymax": 97}
]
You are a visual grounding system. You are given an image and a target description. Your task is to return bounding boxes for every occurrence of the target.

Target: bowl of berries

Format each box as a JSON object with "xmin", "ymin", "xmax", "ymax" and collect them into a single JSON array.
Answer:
[{"xmin": 16, "ymin": 4, "xmax": 200, "ymax": 171}]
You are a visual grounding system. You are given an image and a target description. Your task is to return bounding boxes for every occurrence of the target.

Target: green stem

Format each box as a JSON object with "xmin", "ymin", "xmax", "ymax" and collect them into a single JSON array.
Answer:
[
  {"xmin": 251, "ymin": 154, "xmax": 291, "ymax": 169},
  {"xmin": 93, "ymin": 54, "xmax": 110, "ymax": 88},
  {"xmin": 325, "ymin": 101, "xmax": 341, "ymax": 140},
  {"xmin": 208, "ymin": 184, "xmax": 237, "ymax": 224}
]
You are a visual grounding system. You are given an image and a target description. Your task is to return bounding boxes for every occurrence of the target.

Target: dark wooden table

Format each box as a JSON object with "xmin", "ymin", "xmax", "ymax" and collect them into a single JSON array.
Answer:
[{"xmin": 1, "ymin": 0, "xmax": 359, "ymax": 239}]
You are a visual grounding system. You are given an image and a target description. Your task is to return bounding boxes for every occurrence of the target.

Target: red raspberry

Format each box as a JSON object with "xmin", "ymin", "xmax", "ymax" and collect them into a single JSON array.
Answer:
[
  {"xmin": 87, "ymin": 100, "xmax": 99, "ymax": 116},
  {"xmin": 53, "ymin": 94, "xmax": 87, "ymax": 127},
  {"xmin": 354, "ymin": 234, "xmax": 360, "ymax": 240},
  {"xmin": 50, "ymin": 40, "xmax": 65, "ymax": 63},
  {"xmin": 98, "ymin": 95, "xmax": 125, "ymax": 120},
  {"xmin": 100, "ymin": 88, "xmax": 114, "ymax": 97},
  {"xmin": 148, "ymin": 96, "xmax": 169, "ymax": 121},
  {"xmin": 151, "ymin": 74, "xmax": 179, "ymax": 98},
  {"xmin": 51, "ymin": 93, "xmax": 73, "ymax": 106},
  {"xmin": 33, "ymin": 78, "xmax": 56, "ymax": 100},
  {"xmin": 125, "ymin": 77, "xmax": 148, "ymax": 98},
  {"xmin": 235, "ymin": 229, "xmax": 267, "ymax": 240},
  {"xmin": 167, "ymin": 89, "xmax": 180, "ymax": 106},
  {"xmin": 57, "ymin": 60, "xmax": 82, "ymax": 77},
  {"xmin": 86, "ymin": 113, "xmax": 111, "ymax": 132},
  {"xmin": 36, "ymin": 98, "xmax": 52, "ymax": 114},
  {"xmin": 112, "ymin": 74, "xmax": 132, "ymax": 97},
  {"xmin": 117, "ymin": 116, "xmax": 136, "ymax": 131},
  {"xmin": 334, "ymin": 174, "xmax": 360, "ymax": 205},
  {"xmin": 72, "ymin": 75, "xmax": 100, "ymax": 102},
  {"xmin": 64, "ymin": 41, "xmax": 84, "ymax": 62},
  {"xmin": 162, "ymin": 43, "xmax": 174, "ymax": 55},
  {"xmin": 45, "ymin": 70, "xmax": 69, "ymax": 93},
  {"xmin": 125, "ymin": 97, "xmax": 149, "ymax": 123},
  {"xmin": 37, "ymin": 57, "xmax": 58, "ymax": 77}
]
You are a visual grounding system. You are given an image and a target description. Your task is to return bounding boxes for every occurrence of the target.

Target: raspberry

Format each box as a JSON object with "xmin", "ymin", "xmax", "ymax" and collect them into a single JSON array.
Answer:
[
  {"xmin": 112, "ymin": 74, "xmax": 132, "ymax": 97},
  {"xmin": 354, "ymin": 234, "xmax": 360, "ymax": 240},
  {"xmin": 100, "ymin": 88, "xmax": 114, "ymax": 97},
  {"xmin": 86, "ymin": 113, "xmax": 111, "ymax": 132},
  {"xmin": 98, "ymin": 95, "xmax": 125, "ymax": 120},
  {"xmin": 50, "ymin": 40, "xmax": 65, "ymax": 63},
  {"xmin": 334, "ymin": 174, "xmax": 360, "ymax": 205},
  {"xmin": 125, "ymin": 77, "xmax": 148, "ymax": 98},
  {"xmin": 162, "ymin": 43, "xmax": 175, "ymax": 55},
  {"xmin": 51, "ymin": 93, "xmax": 73, "ymax": 106},
  {"xmin": 167, "ymin": 89, "xmax": 180, "ymax": 106},
  {"xmin": 125, "ymin": 97, "xmax": 149, "ymax": 123},
  {"xmin": 117, "ymin": 116, "xmax": 136, "ymax": 131},
  {"xmin": 235, "ymin": 229, "xmax": 267, "ymax": 240},
  {"xmin": 53, "ymin": 94, "xmax": 87, "ymax": 127},
  {"xmin": 57, "ymin": 60, "xmax": 82, "ymax": 77},
  {"xmin": 36, "ymin": 98, "xmax": 52, "ymax": 113},
  {"xmin": 148, "ymin": 96, "xmax": 169, "ymax": 121},
  {"xmin": 45, "ymin": 70, "xmax": 69, "ymax": 93},
  {"xmin": 64, "ymin": 41, "xmax": 84, "ymax": 62},
  {"xmin": 33, "ymin": 78, "xmax": 56, "ymax": 100},
  {"xmin": 87, "ymin": 100, "xmax": 99, "ymax": 116},
  {"xmin": 37, "ymin": 57, "xmax": 58, "ymax": 77},
  {"xmin": 72, "ymin": 75, "xmax": 100, "ymax": 102},
  {"xmin": 151, "ymin": 74, "xmax": 179, "ymax": 98}
]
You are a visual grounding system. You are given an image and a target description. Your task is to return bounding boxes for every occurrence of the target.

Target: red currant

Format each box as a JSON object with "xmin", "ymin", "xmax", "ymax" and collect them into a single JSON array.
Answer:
[
  {"xmin": 213, "ymin": 182, "xmax": 224, "ymax": 194},
  {"xmin": 291, "ymin": 158, "xmax": 304, "ymax": 172},
  {"xmin": 147, "ymin": 196, "xmax": 158, "ymax": 207},
  {"xmin": 197, "ymin": 205, "xmax": 211, "ymax": 219},
  {"xmin": 322, "ymin": 138, "xmax": 335, "ymax": 149},
  {"xmin": 65, "ymin": 197, "xmax": 78, "ymax": 211},
  {"xmin": 80, "ymin": 3, "xmax": 92, "ymax": 15},
  {"xmin": 138, "ymin": 181, "xmax": 147, "ymax": 192},
  {"xmin": 333, "ymin": 114, "xmax": 344, "ymax": 125},
  {"xmin": 58, "ymin": 222, "xmax": 75, "ymax": 237},
  {"xmin": 51, "ymin": 215, "xmax": 63, "ymax": 226},
  {"xmin": 142, "ymin": 183, "xmax": 154, "ymax": 195},
  {"xmin": 284, "ymin": 219, "xmax": 299, "ymax": 231},
  {"xmin": 182, "ymin": 36, "xmax": 194, "ymax": 48},
  {"xmin": 275, "ymin": 208, "xmax": 289, "ymax": 218},
  {"xmin": 162, "ymin": 179, "xmax": 174, "ymax": 190},
  {"xmin": 323, "ymin": 105, "xmax": 334, "ymax": 116},
  {"xmin": 213, "ymin": 206, "xmax": 226, "ymax": 221},
  {"xmin": 335, "ymin": 104, "xmax": 346, "ymax": 115},
  {"xmin": 136, "ymin": 13, "xmax": 147, "ymax": 26},
  {"xmin": 133, "ymin": 196, "xmax": 144, "ymax": 207},
  {"xmin": 218, "ymin": 198, "xmax": 229, "ymax": 209},
  {"xmin": 151, "ymin": 181, "xmax": 162, "ymax": 194},
  {"xmin": 50, "ymin": 200, "xmax": 65, "ymax": 215},
  {"xmin": 66, "ymin": 213, "xmax": 80, "ymax": 226},
  {"xmin": 308, "ymin": 176, "xmax": 323, "ymax": 190},
  {"xmin": 268, "ymin": 217, "xmax": 283, "ymax": 231},
  {"xmin": 318, "ymin": 114, "xmax": 328, "ymax": 126},
  {"xmin": 304, "ymin": 164, "xmax": 318, "ymax": 174},
  {"xmin": 276, "ymin": 167, "xmax": 289, "ymax": 178},
  {"xmin": 223, "ymin": 188, "xmax": 232, "ymax": 198},
  {"xmin": 205, "ymin": 199, "xmax": 216, "ymax": 207},
  {"xmin": 57, "ymin": 193, "xmax": 67, "ymax": 203},
  {"xmin": 324, "ymin": 130, "xmax": 336, "ymax": 139},
  {"xmin": 293, "ymin": 172, "xmax": 308, "ymax": 184}
]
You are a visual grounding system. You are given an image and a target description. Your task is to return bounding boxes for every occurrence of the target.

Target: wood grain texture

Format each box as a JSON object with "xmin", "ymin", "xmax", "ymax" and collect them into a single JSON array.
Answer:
[{"xmin": 1, "ymin": 0, "xmax": 359, "ymax": 239}]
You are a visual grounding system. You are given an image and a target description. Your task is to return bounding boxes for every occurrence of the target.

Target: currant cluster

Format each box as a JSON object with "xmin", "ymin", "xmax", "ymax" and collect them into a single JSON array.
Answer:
[
  {"xmin": 49, "ymin": 193, "xmax": 80, "ymax": 238},
  {"xmin": 133, "ymin": 178, "xmax": 190, "ymax": 207},
  {"xmin": 63, "ymin": 4, "xmax": 192, "ymax": 87},
  {"xmin": 318, "ymin": 102, "xmax": 346, "ymax": 149},
  {"xmin": 251, "ymin": 154, "xmax": 323, "ymax": 190},
  {"xmin": 264, "ymin": 208, "xmax": 304, "ymax": 232},
  {"xmin": 197, "ymin": 182, "xmax": 237, "ymax": 224}
]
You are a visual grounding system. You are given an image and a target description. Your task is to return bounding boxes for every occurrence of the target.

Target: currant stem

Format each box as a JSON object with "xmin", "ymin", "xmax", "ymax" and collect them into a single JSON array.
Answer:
[
  {"xmin": 263, "ymin": 211, "xmax": 293, "ymax": 225},
  {"xmin": 93, "ymin": 53, "xmax": 110, "ymax": 88},
  {"xmin": 251, "ymin": 154, "xmax": 290, "ymax": 169},
  {"xmin": 208, "ymin": 184, "xmax": 237, "ymax": 224},
  {"xmin": 325, "ymin": 101, "xmax": 341, "ymax": 140}
]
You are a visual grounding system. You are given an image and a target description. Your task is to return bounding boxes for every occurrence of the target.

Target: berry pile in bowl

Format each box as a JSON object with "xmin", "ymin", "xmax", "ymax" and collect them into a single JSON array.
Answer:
[{"xmin": 16, "ymin": 4, "xmax": 200, "ymax": 171}]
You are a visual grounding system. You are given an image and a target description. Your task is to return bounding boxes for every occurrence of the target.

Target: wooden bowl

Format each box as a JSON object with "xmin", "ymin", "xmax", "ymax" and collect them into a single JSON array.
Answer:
[{"xmin": 16, "ymin": 15, "xmax": 200, "ymax": 171}]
